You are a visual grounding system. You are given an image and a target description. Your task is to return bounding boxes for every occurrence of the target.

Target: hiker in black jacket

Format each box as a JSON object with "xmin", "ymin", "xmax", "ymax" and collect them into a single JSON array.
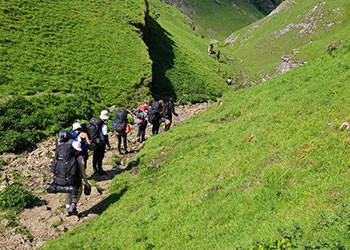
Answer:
[
  {"xmin": 150, "ymin": 99, "xmax": 163, "ymax": 136},
  {"xmin": 92, "ymin": 110, "xmax": 110, "ymax": 175},
  {"xmin": 163, "ymin": 97, "xmax": 178, "ymax": 132}
]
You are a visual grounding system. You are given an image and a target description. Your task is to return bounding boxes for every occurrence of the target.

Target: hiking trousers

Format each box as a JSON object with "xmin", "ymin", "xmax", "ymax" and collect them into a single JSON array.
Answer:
[
  {"xmin": 117, "ymin": 134, "xmax": 127, "ymax": 153},
  {"xmin": 137, "ymin": 122, "xmax": 147, "ymax": 141},
  {"xmin": 93, "ymin": 143, "xmax": 106, "ymax": 172},
  {"xmin": 152, "ymin": 122, "xmax": 160, "ymax": 136}
]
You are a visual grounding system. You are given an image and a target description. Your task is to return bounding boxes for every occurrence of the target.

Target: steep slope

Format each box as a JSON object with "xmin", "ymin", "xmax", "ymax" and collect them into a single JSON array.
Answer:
[
  {"xmin": 223, "ymin": 0, "xmax": 350, "ymax": 79},
  {"xmin": 160, "ymin": 0, "xmax": 264, "ymax": 40},
  {"xmin": 0, "ymin": 0, "xmax": 151, "ymax": 153},
  {"xmin": 145, "ymin": 0, "xmax": 229, "ymax": 103},
  {"xmin": 43, "ymin": 43, "xmax": 350, "ymax": 248}
]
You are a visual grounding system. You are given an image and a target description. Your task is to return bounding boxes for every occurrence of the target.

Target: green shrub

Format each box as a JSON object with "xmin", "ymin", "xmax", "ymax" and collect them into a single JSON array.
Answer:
[{"xmin": 0, "ymin": 183, "xmax": 39, "ymax": 211}]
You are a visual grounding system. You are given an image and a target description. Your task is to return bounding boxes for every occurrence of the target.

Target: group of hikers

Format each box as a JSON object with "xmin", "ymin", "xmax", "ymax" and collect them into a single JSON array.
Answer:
[
  {"xmin": 46, "ymin": 98, "xmax": 178, "ymax": 216},
  {"xmin": 208, "ymin": 43, "xmax": 220, "ymax": 61}
]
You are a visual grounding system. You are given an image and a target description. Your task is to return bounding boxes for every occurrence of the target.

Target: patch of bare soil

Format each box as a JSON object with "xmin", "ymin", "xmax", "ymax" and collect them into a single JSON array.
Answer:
[{"xmin": 0, "ymin": 102, "xmax": 210, "ymax": 250}]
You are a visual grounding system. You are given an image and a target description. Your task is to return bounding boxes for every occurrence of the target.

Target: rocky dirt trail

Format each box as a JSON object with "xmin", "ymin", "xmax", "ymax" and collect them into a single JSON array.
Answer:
[{"xmin": 0, "ymin": 102, "xmax": 210, "ymax": 250}]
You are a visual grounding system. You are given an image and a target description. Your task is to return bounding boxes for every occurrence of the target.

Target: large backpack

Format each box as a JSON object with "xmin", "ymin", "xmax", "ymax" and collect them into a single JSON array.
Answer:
[
  {"xmin": 85, "ymin": 116, "xmax": 103, "ymax": 150},
  {"xmin": 51, "ymin": 131, "xmax": 79, "ymax": 187},
  {"xmin": 150, "ymin": 101, "xmax": 161, "ymax": 122},
  {"xmin": 162, "ymin": 102, "xmax": 171, "ymax": 118},
  {"xmin": 114, "ymin": 109, "xmax": 128, "ymax": 133}
]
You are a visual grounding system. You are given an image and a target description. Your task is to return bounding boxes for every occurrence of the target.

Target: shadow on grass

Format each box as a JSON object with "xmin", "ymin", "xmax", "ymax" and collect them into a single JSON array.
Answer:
[
  {"xmin": 143, "ymin": 16, "xmax": 177, "ymax": 101},
  {"xmin": 80, "ymin": 187, "xmax": 127, "ymax": 216}
]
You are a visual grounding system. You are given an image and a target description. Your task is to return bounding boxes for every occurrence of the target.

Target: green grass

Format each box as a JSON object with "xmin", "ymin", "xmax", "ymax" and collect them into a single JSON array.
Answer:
[
  {"xmin": 0, "ymin": 0, "xmax": 151, "ymax": 105},
  {"xmin": 190, "ymin": 0, "xmax": 264, "ymax": 40},
  {"xmin": 222, "ymin": 0, "xmax": 350, "ymax": 77},
  {"xmin": 43, "ymin": 42, "xmax": 350, "ymax": 248}
]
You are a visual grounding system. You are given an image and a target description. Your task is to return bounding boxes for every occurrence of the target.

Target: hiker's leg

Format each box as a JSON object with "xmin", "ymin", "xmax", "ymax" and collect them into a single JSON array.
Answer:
[
  {"xmin": 117, "ymin": 135, "xmax": 122, "ymax": 153},
  {"xmin": 97, "ymin": 144, "xmax": 106, "ymax": 171},
  {"xmin": 92, "ymin": 150, "xmax": 98, "ymax": 172},
  {"xmin": 140, "ymin": 123, "xmax": 146, "ymax": 141},
  {"xmin": 65, "ymin": 193, "xmax": 72, "ymax": 216},
  {"xmin": 123, "ymin": 134, "xmax": 128, "ymax": 152},
  {"xmin": 137, "ymin": 125, "xmax": 142, "ymax": 141}
]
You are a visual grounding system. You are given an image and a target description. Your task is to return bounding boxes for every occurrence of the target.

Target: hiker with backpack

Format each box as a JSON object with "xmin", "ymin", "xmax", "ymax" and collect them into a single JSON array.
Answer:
[
  {"xmin": 135, "ymin": 100, "xmax": 149, "ymax": 142},
  {"xmin": 113, "ymin": 109, "xmax": 130, "ymax": 155},
  {"xmin": 150, "ymin": 99, "xmax": 163, "ymax": 136},
  {"xmin": 163, "ymin": 97, "xmax": 178, "ymax": 132},
  {"xmin": 216, "ymin": 50, "xmax": 221, "ymax": 61},
  {"xmin": 92, "ymin": 110, "xmax": 110, "ymax": 175},
  {"xmin": 70, "ymin": 122, "xmax": 91, "ymax": 166},
  {"xmin": 208, "ymin": 43, "xmax": 213, "ymax": 55},
  {"xmin": 47, "ymin": 130, "xmax": 91, "ymax": 216}
]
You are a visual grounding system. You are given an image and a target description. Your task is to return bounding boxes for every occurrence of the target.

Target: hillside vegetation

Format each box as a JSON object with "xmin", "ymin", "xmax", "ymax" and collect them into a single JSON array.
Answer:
[
  {"xmin": 223, "ymin": 0, "xmax": 350, "ymax": 78},
  {"xmin": 0, "ymin": 0, "xmax": 151, "ymax": 153},
  {"xmin": 160, "ymin": 0, "xmax": 264, "ymax": 40},
  {"xmin": 44, "ymin": 42, "xmax": 350, "ymax": 248},
  {"xmin": 0, "ymin": 0, "xmax": 242, "ymax": 153}
]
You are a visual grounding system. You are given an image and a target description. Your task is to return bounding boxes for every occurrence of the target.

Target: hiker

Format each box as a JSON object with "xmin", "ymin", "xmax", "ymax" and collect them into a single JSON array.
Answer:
[
  {"xmin": 48, "ymin": 130, "xmax": 91, "ymax": 216},
  {"xmin": 208, "ymin": 43, "xmax": 213, "ymax": 55},
  {"xmin": 92, "ymin": 110, "xmax": 110, "ymax": 175},
  {"xmin": 113, "ymin": 109, "xmax": 130, "ymax": 155},
  {"xmin": 65, "ymin": 138, "xmax": 91, "ymax": 216},
  {"xmin": 163, "ymin": 97, "xmax": 178, "ymax": 132},
  {"xmin": 150, "ymin": 99, "xmax": 163, "ymax": 136},
  {"xmin": 227, "ymin": 77, "xmax": 232, "ymax": 86},
  {"xmin": 216, "ymin": 50, "xmax": 221, "ymax": 61},
  {"xmin": 71, "ymin": 122, "xmax": 91, "ymax": 166},
  {"xmin": 135, "ymin": 100, "xmax": 149, "ymax": 142}
]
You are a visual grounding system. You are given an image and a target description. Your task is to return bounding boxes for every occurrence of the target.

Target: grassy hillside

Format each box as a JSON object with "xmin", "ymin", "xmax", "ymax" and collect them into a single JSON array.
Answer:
[
  {"xmin": 145, "ymin": 0, "xmax": 230, "ymax": 103},
  {"xmin": 160, "ymin": 0, "xmax": 264, "ymax": 40},
  {"xmin": 44, "ymin": 43, "xmax": 350, "ymax": 248},
  {"xmin": 222, "ymin": 0, "xmax": 350, "ymax": 77}
]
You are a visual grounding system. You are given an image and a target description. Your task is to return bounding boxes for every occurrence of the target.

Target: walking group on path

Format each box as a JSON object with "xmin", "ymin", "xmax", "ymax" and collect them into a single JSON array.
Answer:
[{"xmin": 46, "ymin": 98, "xmax": 178, "ymax": 216}]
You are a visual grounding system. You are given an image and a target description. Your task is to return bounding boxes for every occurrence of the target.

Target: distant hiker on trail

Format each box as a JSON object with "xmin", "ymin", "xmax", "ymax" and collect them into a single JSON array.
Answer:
[
  {"xmin": 216, "ymin": 50, "xmax": 221, "ymax": 61},
  {"xmin": 135, "ymin": 100, "xmax": 149, "ymax": 142},
  {"xmin": 92, "ymin": 110, "xmax": 110, "ymax": 175},
  {"xmin": 208, "ymin": 43, "xmax": 213, "ymax": 55},
  {"xmin": 46, "ymin": 130, "xmax": 91, "ymax": 217},
  {"xmin": 227, "ymin": 77, "xmax": 232, "ymax": 86},
  {"xmin": 163, "ymin": 97, "xmax": 178, "ymax": 132},
  {"xmin": 113, "ymin": 109, "xmax": 131, "ymax": 155},
  {"xmin": 150, "ymin": 99, "xmax": 163, "ymax": 136}
]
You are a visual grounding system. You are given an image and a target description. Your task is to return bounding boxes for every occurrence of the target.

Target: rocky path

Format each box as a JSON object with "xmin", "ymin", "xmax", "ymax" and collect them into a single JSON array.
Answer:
[{"xmin": 0, "ymin": 102, "xmax": 210, "ymax": 250}]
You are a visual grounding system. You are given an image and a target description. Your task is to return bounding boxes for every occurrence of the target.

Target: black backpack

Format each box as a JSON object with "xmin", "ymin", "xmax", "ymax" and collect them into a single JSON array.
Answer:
[
  {"xmin": 51, "ymin": 134, "xmax": 79, "ymax": 187},
  {"xmin": 162, "ymin": 102, "xmax": 171, "ymax": 118},
  {"xmin": 150, "ymin": 101, "xmax": 161, "ymax": 122},
  {"xmin": 114, "ymin": 109, "xmax": 127, "ymax": 133},
  {"xmin": 85, "ymin": 116, "xmax": 103, "ymax": 149}
]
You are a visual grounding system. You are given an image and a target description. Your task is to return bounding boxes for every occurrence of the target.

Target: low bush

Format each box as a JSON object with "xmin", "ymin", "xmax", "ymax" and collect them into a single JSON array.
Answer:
[{"xmin": 0, "ymin": 183, "xmax": 39, "ymax": 211}]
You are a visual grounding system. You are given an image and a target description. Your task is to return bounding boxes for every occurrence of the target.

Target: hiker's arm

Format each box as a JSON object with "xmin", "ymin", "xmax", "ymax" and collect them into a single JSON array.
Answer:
[
  {"xmin": 104, "ymin": 134, "xmax": 110, "ymax": 149},
  {"xmin": 80, "ymin": 132, "xmax": 91, "ymax": 145},
  {"xmin": 172, "ymin": 106, "xmax": 178, "ymax": 116}
]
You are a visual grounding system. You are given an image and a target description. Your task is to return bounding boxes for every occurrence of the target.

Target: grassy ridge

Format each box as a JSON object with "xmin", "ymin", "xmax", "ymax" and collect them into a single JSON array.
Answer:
[
  {"xmin": 190, "ymin": 0, "xmax": 263, "ymax": 40},
  {"xmin": 44, "ymin": 43, "xmax": 350, "ymax": 248},
  {"xmin": 223, "ymin": 0, "xmax": 350, "ymax": 76},
  {"xmin": 0, "ymin": 0, "xmax": 151, "ymax": 105},
  {"xmin": 0, "ymin": 0, "xmax": 151, "ymax": 153}
]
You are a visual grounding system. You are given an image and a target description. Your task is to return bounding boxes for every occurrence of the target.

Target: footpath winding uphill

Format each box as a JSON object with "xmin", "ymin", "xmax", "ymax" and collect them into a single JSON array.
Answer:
[{"xmin": 0, "ymin": 102, "xmax": 210, "ymax": 250}]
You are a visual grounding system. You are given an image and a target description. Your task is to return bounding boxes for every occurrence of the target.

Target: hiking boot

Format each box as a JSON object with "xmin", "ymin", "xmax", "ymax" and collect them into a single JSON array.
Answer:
[
  {"xmin": 99, "ymin": 170, "xmax": 107, "ymax": 175},
  {"xmin": 65, "ymin": 208, "xmax": 70, "ymax": 217},
  {"xmin": 69, "ymin": 206, "xmax": 78, "ymax": 216}
]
